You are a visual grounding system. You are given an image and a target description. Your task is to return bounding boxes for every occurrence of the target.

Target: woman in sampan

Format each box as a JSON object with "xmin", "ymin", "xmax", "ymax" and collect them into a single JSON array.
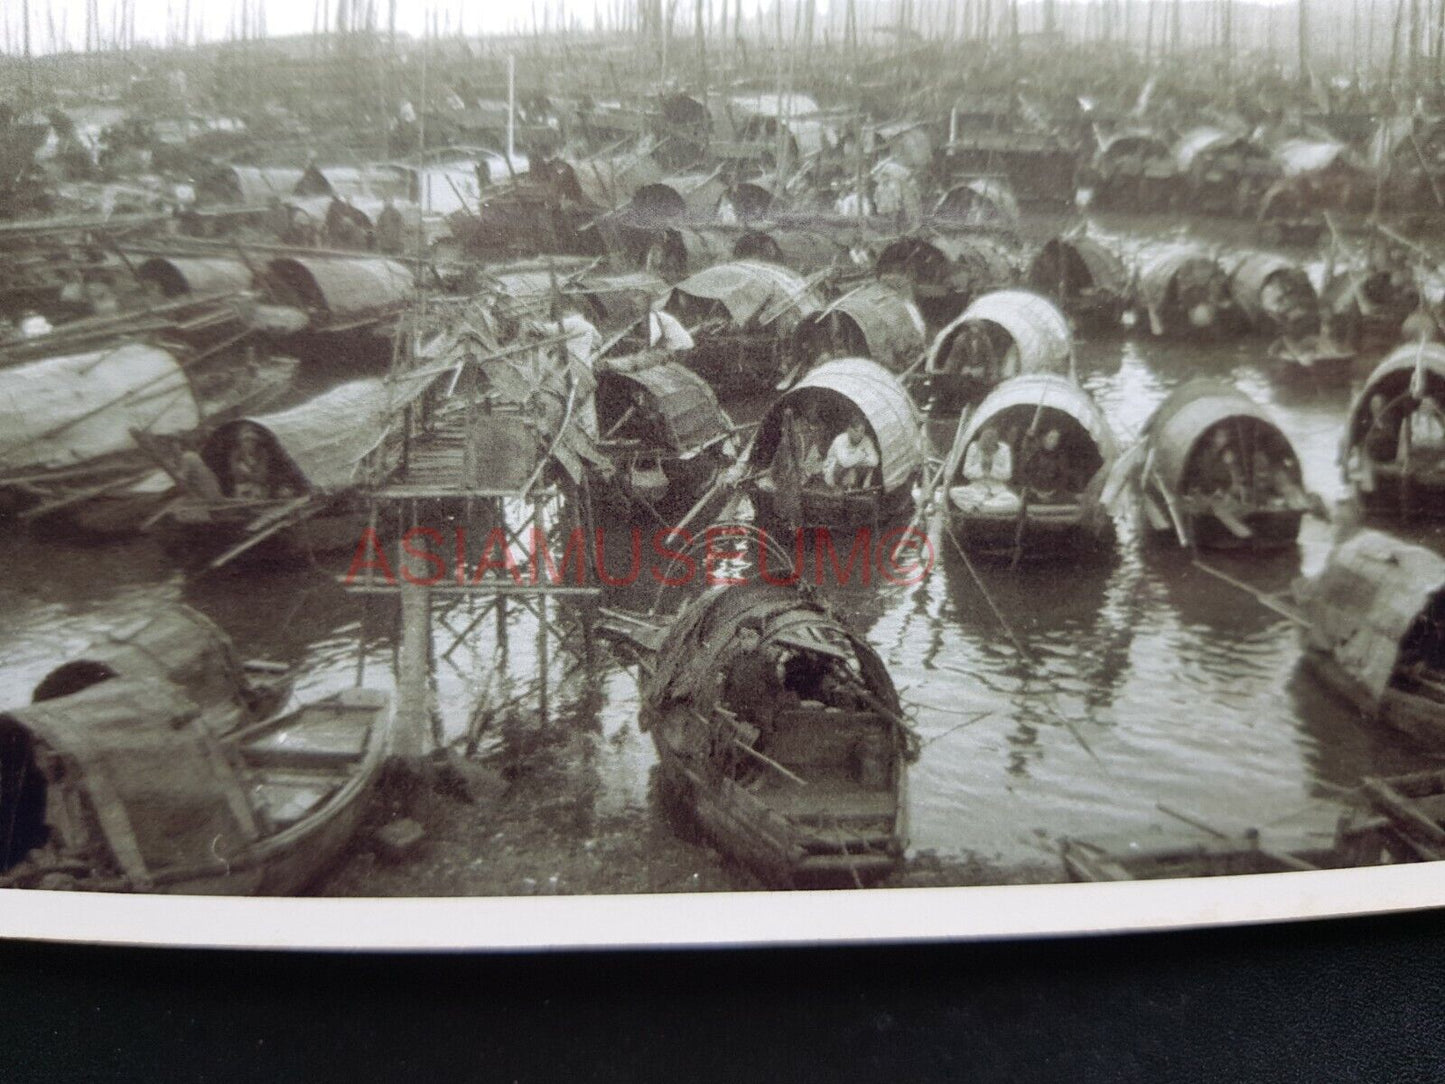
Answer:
[{"xmin": 822, "ymin": 416, "xmax": 881, "ymax": 490}]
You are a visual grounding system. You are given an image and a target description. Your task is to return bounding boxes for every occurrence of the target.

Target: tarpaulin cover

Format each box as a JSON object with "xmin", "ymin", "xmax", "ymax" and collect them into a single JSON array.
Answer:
[
  {"xmin": 0, "ymin": 343, "xmax": 199, "ymax": 473},
  {"xmin": 4, "ymin": 677, "xmax": 257, "ymax": 883},
  {"xmin": 204, "ymin": 374, "xmax": 432, "ymax": 492},
  {"xmin": 669, "ymin": 259, "xmax": 822, "ymax": 327}
]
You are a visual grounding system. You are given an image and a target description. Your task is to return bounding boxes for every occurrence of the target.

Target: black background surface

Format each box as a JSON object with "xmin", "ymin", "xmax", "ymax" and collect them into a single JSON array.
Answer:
[{"xmin": 2, "ymin": 909, "xmax": 1443, "ymax": 1082}]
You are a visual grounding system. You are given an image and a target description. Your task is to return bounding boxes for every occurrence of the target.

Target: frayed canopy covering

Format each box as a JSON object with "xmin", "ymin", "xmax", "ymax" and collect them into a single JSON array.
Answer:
[{"xmin": 1297, "ymin": 529, "xmax": 1445, "ymax": 705}]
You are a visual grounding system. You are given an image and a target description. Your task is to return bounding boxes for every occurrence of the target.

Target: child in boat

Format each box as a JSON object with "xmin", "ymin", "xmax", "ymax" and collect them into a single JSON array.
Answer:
[{"xmin": 822, "ymin": 416, "xmax": 881, "ymax": 490}]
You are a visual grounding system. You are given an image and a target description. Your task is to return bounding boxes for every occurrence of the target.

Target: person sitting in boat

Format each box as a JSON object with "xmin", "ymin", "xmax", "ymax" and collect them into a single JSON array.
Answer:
[
  {"xmin": 722, "ymin": 626, "xmax": 788, "ymax": 745},
  {"xmin": 375, "ymin": 197, "xmax": 406, "ymax": 255},
  {"xmin": 1401, "ymin": 395, "xmax": 1445, "ymax": 466},
  {"xmin": 1018, "ymin": 428, "xmax": 1070, "ymax": 500},
  {"xmin": 822, "ymin": 416, "xmax": 881, "ymax": 490},
  {"xmin": 963, "ymin": 426, "xmax": 1014, "ymax": 490},
  {"xmin": 945, "ymin": 323, "xmax": 998, "ymax": 390},
  {"xmin": 229, "ymin": 423, "xmax": 295, "ymax": 501},
  {"xmin": 1191, "ymin": 428, "xmax": 1246, "ymax": 502}
]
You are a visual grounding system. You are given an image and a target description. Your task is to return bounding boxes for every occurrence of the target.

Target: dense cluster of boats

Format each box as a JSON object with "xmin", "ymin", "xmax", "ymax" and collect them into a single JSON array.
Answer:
[{"xmin": 6, "ymin": 34, "xmax": 1445, "ymax": 891}]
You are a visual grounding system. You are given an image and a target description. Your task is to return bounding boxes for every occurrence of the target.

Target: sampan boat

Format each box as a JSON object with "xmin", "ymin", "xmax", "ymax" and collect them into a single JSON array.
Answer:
[
  {"xmin": 1125, "ymin": 379, "xmax": 1317, "ymax": 551},
  {"xmin": 945, "ymin": 374, "xmax": 1118, "ymax": 560},
  {"xmin": 593, "ymin": 360, "xmax": 735, "ymax": 516},
  {"xmin": 747, "ymin": 357, "xmax": 925, "ymax": 532},
  {"xmin": 1294, "ymin": 529, "xmax": 1445, "ymax": 750},
  {"xmin": 1026, "ymin": 236, "xmax": 1130, "ymax": 332},
  {"xmin": 641, "ymin": 583, "xmax": 917, "ymax": 888},
  {"xmin": 141, "ymin": 375, "xmax": 431, "ymax": 566},
  {"xmin": 1137, "ymin": 247, "xmax": 1234, "ymax": 339},
  {"xmin": 663, "ymin": 259, "xmax": 821, "ymax": 395},
  {"xmin": 922, "ymin": 288, "xmax": 1073, "ymax": 415},
  {"xmin": 1341, "ymin": 343, "xmax": 1445, "ymax": 521},
  {"xmin": 0, "ymin": 607, "xmax": 392, "ymax": 894}
]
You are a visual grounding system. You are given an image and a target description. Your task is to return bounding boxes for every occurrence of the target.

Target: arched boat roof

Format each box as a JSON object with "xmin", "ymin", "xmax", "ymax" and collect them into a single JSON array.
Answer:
[
  {"xmin": 731, "ymin": 228, "xmax": 850, "ymax": 274},
  {"xmin": 812, "ymin": 281, "xmax": 927, "ymax": 369},
  {"xmin": 198, "ymin": 164, "xmax": 304, "ymax": 206},
  {"xmin": 925, "ymin": 289, "xmax": 1072, "ymax": 375},
  {"xmin": 1138, "ymin": 247, "xmax": 1222, "ymax": 310},
  {"xmin": 754, "ymin": 356, "xmax": 924, "ymax": 493},
  {"xmin": 1297, "ymin": 529, "xmax": 1445, "ymax": 705},
  {"xmin": 1028, "ymin": 236, "xmax": 1128, "ymax": 295},
  {"xmin": 931, "ymin": 178, "xmax": 1021, "ymax": 226},
  {"xmin": 558, "ymin": 152, "xmax": 665, "ymax": 209},
  {"xmin": 1143, "ymin": 379, "xmax": 1283, "ymax": 493},
  {"xmin": 1094, "ymin": 129, "xmax": 1172, "ymax": 164},
  {"xmin": 0, "ymin": 676, "xmax": 258, "ymax": 884},
  {"xmin": 874, "ymin": 232, "xmax": 1018, "ymax": 283},
  {"xmin": 598, "ymin": 362, "xmax": 731, "ymax": 453},
  {"xmin": 265, "ymin": 256, "xmax": 414, "ymax": 320},
  {"xmin": 203, "ymin": 375, "xmax": 432, "ymax": 492},
  {"xmin": 668, "ymin": 259, "xmax": 822, "ymax": 327},
  {"xmin": 0, "ymin": 343, "xmax": 198, "ymax": 473},
  {"xmin": 136, "ymin": 256, "xmax": 253, "ymax": 298},
  {"xmin": 1227, "ymin": 252, "xmax": 1314, "ymax": 322},
  {"xmin": 628, "ymin": 173, "xmax": 726, "ymax": 224},
  {"xmin": 955, "ymin": 374, "xmax": 1118, "ymax": 462},
  {"xmin": 647, "ymin": 582, "xmax": 897, "ymax": 715},
  {"xmin": 1345, "ymin": 342, "xmax": 1445, "ymax": 441},
  {"xmin": 30, "ymin": 605, "xmax": 248, "ymax": 713},
  {"xmin": 1174, "ymin": 126, "xmax": 1258, "ymax": 171}
]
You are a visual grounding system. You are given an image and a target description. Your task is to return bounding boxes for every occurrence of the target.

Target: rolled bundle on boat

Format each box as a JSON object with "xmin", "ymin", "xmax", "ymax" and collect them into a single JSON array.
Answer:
[{"xmin": 923, "ymin": 289, "xmax": 1073, "ymax": 412}]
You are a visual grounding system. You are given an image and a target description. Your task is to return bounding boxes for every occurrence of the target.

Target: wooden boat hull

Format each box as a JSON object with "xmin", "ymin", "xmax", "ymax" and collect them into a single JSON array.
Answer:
[
  {"xmin": 1301, "ymin": 648, "xmax": 1445, "ymax": 750},
  {"xmin": 158, "ymin": 500, "xmax": 370, "ymax": 566},
  {"xmin": 1352, "ymin": 469, "xmax": 1445, "ymax": 522},
  {"xmin": 751, "ymin": 482, "xmax": 914, "ymax": 535},
  {"xmin": 654, "ymin": 751, "xmax": 905, "ymax": 889},
  {"xmin": 1141, "ymin": 485, "xmax": 1302, "ymax": 551},
  {"xmin": 948, "ymin": 503, "xmax": 1114, "ymax": 561}
]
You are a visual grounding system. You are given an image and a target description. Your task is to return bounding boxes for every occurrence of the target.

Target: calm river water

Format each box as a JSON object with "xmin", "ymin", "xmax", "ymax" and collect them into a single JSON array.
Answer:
[{"xmin": 2, "ymin": 216, "xmax": 1443, "ymax": 887}]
